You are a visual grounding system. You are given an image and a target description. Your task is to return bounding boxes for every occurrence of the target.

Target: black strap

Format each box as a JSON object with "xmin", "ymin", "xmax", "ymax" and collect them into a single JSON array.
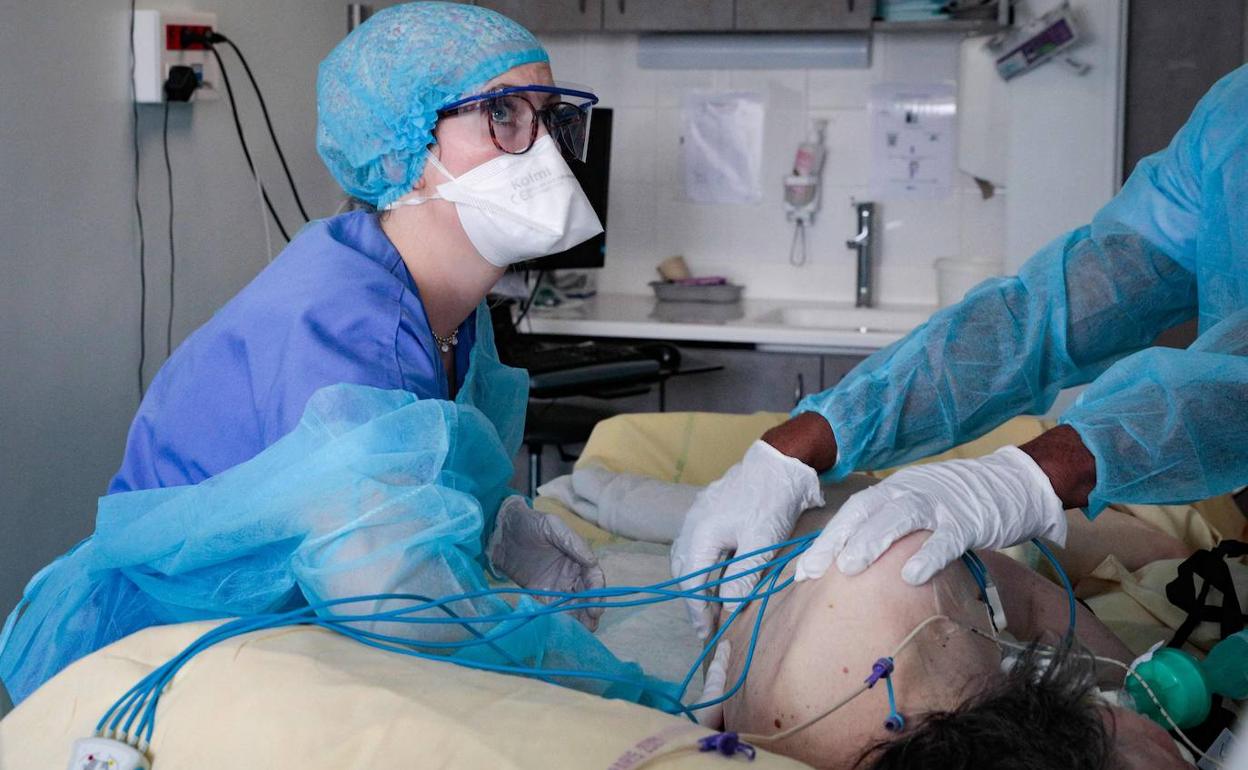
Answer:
[{"xmin": 1165, "ymin": 540, "xmax": 1248, "ymax": 649}]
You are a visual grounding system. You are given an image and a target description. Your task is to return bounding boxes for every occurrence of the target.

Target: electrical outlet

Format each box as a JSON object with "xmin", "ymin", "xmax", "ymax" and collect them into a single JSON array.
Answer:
[
  {"xmin": 165, "ymin": 24, "xmax": 213, "ymax": 51},
  {"xmin": 132, "ymin": 9, "xmax": 220, "ymax": 103}
]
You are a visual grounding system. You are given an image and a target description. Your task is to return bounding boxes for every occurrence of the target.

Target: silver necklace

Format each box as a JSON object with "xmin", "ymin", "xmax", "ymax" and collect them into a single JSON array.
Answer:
[{"xmin": 433, "ymin": 329, "xmax": 459, "ymax": 354}]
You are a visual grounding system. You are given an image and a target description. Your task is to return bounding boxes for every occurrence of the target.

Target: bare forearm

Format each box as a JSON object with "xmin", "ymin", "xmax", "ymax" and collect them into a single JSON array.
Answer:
[
  {"xmin": 1018, "ymin": 425, "xmax": 1097, "ymax": 509},
  {"xmin": 763, "ymin": 416, "xmax": 1099, "ymax": 506},
  {"xmin": 762, "ymin": 412, "xmax": 838, "ymax": 473}
]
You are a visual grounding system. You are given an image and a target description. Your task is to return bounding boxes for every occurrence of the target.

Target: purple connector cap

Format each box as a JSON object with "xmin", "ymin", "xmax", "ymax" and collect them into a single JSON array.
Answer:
[
  {"xmin": 865, "ymin": 657, "xmax": 895, "ymax": 688},
  {"xmin": 697, "ymin": 732, "xmax": 757, "ymax": 760}
]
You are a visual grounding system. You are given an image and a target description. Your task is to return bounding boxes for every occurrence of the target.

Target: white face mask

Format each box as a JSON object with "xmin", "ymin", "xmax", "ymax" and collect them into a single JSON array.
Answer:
[{"xmin": 387, "ymin": 135, "xmax": 604, "ymax": 268}]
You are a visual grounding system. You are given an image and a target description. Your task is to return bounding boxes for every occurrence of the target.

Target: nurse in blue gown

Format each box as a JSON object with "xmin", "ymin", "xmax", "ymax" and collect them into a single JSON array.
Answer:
[{"xmin": 0, "ymin": 3, "xmax": 646, "ymax": 705}]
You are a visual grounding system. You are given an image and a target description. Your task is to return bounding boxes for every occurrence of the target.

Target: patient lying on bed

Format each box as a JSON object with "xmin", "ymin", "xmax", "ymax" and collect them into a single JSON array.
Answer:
[{"xmin": 707, "ymin": 481, "xmax": 1193, "ymax": 770}]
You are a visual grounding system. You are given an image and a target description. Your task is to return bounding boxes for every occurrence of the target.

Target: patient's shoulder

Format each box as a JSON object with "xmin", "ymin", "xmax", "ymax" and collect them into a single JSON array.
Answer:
[
  {"xmin": 722, "ymin": 530, "xmax": 999, "ymax": 769},
  {"xmin": 791, "ymin": 530, "xmax": 970, "ymax": 623}
]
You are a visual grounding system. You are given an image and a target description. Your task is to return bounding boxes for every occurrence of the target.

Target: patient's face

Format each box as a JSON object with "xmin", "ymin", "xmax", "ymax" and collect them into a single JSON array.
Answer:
[{"xmin": 1107, "ymin": 707, "xmax": 1190, "ymax": 769}]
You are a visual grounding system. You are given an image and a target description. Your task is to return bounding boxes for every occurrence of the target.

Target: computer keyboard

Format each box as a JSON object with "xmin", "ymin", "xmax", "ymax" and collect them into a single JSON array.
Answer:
[
  {"xmin": 500, "ymin": 340, "xmax": 663, "ymax": 391},
  {"xmin": 502, "ymin": 340, "xmax": 653, "ymax": 375},
  {"xmin": 527, "ymin": 359, "xmax": 662, "ymax": 391}
]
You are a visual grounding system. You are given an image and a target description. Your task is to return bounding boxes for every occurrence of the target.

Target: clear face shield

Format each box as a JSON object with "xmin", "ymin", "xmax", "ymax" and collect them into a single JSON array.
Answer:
[{"xmin": 437, "ymin": 83, "xmax": 599, "ymax": 163}]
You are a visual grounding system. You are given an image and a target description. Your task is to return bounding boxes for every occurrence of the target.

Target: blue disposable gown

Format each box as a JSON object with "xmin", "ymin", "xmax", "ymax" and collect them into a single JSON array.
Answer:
[
  {"xmin": 110, "ymin": 210, "xmax": 495, "ymax": 493},
  {"xmin": 3, "ymin": 212, "xmax": 672, "ymax": 706},
  {"xmin": 0, "ymin": 384, "xmax": 672, "ymax": 707},
  {"xmin": 797, "ymin": 64, "xmax": 1248, "ymax": 515}
]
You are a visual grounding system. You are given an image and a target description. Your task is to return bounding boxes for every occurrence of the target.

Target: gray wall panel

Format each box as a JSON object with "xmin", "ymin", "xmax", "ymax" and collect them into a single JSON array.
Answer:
[
  {"xmin": 1123, "ymin": 0, "xmax": 1246, "ymax": 177},
  {"xmin": 0, "ymin": 0, "xmax": 345, "ymax": 616}
]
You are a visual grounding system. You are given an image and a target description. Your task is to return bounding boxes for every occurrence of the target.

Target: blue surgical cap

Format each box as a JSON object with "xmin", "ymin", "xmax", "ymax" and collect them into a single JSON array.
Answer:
[{"xmin": 316, "ymin": 2, "xmax": 549, "ymax": 209}]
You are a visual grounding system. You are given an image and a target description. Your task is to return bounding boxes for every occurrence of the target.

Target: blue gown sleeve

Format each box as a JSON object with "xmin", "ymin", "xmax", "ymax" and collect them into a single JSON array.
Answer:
[
  {"xmin": 793, "ymin": 67, "xmax": 1242, "ymax": 493},
  {"xmin": 5, "ymin": 384, "xmax": 670, "ymax": 708},
  {"xmin": 1059, "ymin": 308, "xmax": 1248, "ymax": 514}
]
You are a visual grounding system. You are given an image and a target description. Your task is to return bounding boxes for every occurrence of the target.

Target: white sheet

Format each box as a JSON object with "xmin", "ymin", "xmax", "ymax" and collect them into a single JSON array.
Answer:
[{"xmin": 594, "ymin": 541, "xmax": 706, "ymax": 693}]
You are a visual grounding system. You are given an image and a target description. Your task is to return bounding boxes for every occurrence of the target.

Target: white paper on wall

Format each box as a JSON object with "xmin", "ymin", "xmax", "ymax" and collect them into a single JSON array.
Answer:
[
  {"xmin": 870, "ymin": 83, "xmax": 956, "ymax": 199},
  {"xmin": 681, "ymin": 91, "xmax": 765, "ymax": 205}
]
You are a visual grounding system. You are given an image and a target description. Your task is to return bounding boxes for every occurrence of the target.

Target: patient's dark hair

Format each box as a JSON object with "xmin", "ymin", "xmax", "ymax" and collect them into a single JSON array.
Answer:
[{"xmin": 857, "ymin": 642, "xmax": 1117, "ymax": 770}]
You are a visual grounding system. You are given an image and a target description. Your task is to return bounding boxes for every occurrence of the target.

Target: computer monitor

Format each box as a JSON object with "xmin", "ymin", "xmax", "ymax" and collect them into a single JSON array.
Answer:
[{"xmin": 513, "ymin": 107, "xmax": 612, "ymax": 272}]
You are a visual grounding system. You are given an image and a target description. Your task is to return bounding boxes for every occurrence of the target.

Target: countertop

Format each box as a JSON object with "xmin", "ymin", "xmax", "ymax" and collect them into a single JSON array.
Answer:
[{"xmin": 521, "ymin": 293, "xmax": 936, "ymax": 354}]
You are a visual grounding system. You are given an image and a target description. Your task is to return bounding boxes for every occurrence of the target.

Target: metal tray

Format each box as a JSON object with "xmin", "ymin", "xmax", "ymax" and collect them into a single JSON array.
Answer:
[{"xmin": 650, "ymin": 281, "xmax": 744, "ymax": 304}]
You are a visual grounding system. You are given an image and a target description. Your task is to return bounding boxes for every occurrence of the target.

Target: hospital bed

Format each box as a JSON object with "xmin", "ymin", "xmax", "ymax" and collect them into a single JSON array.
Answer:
[
  {"xmin": 538, "ymin": 411, "xmax": 1246, "ymax": 655},
  {"xmin": 2, "ymin": 413, "xmax": 1243, "ymax": 769}
]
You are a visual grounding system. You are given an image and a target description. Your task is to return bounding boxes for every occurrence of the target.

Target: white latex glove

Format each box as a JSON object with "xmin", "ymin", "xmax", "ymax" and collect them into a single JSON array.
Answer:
[
  {"xmin": 488, "ymin": 495, "xmax": 606, "ymax": 630},
  {"xmin": 671, "ymin": 441, "xmax": 824, "ymax": 640},
  {"xmin": 694, "ymin": 640, "xmax": 732, "ymax": 728},
  {"xmin": 795, "ymin": 446, "xmax": 1067, "ymax": 586}
]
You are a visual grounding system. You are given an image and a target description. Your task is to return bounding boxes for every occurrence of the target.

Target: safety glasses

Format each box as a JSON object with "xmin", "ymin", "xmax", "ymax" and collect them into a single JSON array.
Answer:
[{"xmin": 438, "ymin": 84, "xmax": 599, "ymax": 162}]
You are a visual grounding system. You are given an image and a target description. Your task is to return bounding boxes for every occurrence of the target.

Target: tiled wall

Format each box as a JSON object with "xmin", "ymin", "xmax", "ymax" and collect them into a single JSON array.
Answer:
[{"xmin": 540, "ymin": 33, "xmax": 1008, "ymax": 306}]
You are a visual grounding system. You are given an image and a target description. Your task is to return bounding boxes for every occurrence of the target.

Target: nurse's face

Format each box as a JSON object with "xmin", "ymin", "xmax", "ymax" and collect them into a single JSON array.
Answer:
[
  {"xmin": 402, "ymin": 62, "xmax": 555, "ymax": 264},
  {"xmin": 424, "ymin": 61, "xmax": 557, "ymax": 181}
]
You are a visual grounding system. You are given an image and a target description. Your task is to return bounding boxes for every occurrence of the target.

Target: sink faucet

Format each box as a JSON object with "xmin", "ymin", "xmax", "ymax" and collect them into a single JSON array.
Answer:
[{"xmin": 846, "ymin": 202, "xmax": 875, "ymax": 308}]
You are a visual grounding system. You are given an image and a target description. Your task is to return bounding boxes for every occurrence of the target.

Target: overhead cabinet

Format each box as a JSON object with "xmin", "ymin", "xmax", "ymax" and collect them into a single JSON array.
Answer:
[
  {"xmin": 603, "ymin": 0, "xmax": 734, "ymax": 31},
  {"xmin": 471, "ymin": 0, "xmax": 997, "ymax": 33},
  {"xmin": 474, "ymin": 0, "xmax": 864, "ymax": 32},
  {"xmin": 475, "ymin": 0, "xmax": 604, "ymax": 32},
  {"xmin": 735, "ymin": 0, "xmax": 872, "ymax": 31}
]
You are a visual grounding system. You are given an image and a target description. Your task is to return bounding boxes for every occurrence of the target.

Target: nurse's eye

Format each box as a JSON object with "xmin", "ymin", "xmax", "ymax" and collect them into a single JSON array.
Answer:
[
  {"xmin": 488, "ymin": 97, "xmax": 518, "ymax": 125},
  {"xmin": 485, "ymin": 95, "xmax": 538, "ymax": 154}
]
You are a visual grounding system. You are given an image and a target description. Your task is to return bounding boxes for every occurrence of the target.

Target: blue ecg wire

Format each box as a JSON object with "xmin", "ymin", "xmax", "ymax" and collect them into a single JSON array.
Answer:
[{"xmin": 97, "ymin": 535, "xmax": 1075, "ymax": 746}]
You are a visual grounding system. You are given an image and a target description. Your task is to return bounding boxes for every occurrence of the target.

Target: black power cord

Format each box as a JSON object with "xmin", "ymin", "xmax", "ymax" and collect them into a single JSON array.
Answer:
[
  {"xmin": 512, "ymin": 270, "xmax": 547, "ymax": 329},
  {"xmin": 208, "ymin": 45, "xmax": 292, "ymax": 242},
  {"xmin": 160, "ymin": 67, "xmax": 199, "ymax": 359},
  {"xmin": 181, "ymin": 28, "xmax": 309, "ymax": 227},
  {"xmin": 212, "ymin": 33, "xmax": 310, "ymax": 223},
  {"xmin": 165, "ymin": 66, "xmax": 202, "ymax": 358},
  {"xmin": 129, "ymin": 0, "xmax": 147, "ymax": 400},
  {"xmin": 161, "ymin": 100, "xmax": 176, "ymax": 358}
]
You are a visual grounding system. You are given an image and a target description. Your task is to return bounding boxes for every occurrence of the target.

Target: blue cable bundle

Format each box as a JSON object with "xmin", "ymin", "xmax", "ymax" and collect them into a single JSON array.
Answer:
[
  {"xmin": 96, "ymin": 533, "xmax": 1075, "ymax": 750},
  {"xmin": 95, "ymin": 533, "xmax": 815, "ymax": 746}
]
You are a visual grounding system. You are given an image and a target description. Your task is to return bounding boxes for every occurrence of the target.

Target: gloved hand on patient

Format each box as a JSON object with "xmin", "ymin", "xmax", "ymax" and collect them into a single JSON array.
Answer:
[
  {"xmin": 795, "ymin": 446, "xmax": 1069, "ymax": 586},
  {"xmin": 671, "ymin": 419, "xmax": 1074, "ymax": 636},
  {"xmin": 488, "ymin": 496, "xmax": 606, "ymax": 630},
  {"xmin": 670, "ymin": 440, "xmax": 825, "ymax": 640}
]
